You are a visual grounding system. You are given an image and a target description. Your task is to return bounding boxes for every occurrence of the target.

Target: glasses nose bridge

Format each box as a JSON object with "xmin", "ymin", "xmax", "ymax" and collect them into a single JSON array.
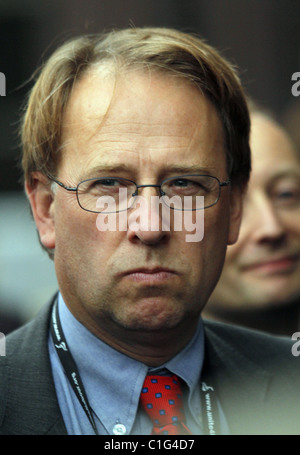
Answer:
[{"xmin": 134, "ymin": 183, "xmax": 163, "ymax": 197}]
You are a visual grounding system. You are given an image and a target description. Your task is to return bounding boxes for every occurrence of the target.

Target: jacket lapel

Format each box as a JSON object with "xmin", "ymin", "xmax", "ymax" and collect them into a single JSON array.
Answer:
[{"xmin": 203, "ymin": 322, "xmax": 271, "ymax": 435}]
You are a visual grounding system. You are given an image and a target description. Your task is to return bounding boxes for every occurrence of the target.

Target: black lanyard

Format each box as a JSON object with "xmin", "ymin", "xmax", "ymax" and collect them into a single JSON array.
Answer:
[
  {"xmin": 50, "ymin": 300, "xmax": 99, "ymax": 435},
  {"xmin": 200, "ymin": 380, "xmax": 220, "ymax": 435},
  {"xmin": 50, "ymin": 300, "xmax": 220, "ymax": 435}
]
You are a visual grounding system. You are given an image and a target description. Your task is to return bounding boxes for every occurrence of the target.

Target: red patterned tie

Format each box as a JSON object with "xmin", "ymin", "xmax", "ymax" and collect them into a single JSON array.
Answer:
[{"xmin": 140, "ymin": 374, "xmax": 192, "ymax": 435}]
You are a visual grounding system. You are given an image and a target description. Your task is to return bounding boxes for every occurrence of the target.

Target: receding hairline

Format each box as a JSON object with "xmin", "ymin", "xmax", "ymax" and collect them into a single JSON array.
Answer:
[
  {"xmin": 60, "ymin": 62, "xmax": 228, "ymax": 176},
  {"xmin": 21, "ymin": 27, "xmax": 251, "ymax": 187}
]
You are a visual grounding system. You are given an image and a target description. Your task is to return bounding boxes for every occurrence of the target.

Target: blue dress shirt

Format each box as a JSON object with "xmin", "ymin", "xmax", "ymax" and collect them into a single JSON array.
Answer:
[{"xmin": 48, "ymin": 293, "xmax": 228, "ymax": 435}]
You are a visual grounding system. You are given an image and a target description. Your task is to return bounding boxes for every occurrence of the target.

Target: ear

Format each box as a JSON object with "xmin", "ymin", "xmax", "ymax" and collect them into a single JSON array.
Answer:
[
  {"xmin": 25, "ymin": 172, "xmax": 56, "ymax": 249},
  {"xmin": 227, "ymin": 184, "xmax": 245, "ymax": 246}
]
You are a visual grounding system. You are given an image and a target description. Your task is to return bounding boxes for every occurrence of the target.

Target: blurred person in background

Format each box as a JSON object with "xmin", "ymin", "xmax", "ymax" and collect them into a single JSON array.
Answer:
[
  {"xmin": 203, "ymin": 103, "xmax": 300, "ymax": 335},
  {"xmin": 282, "ymin": 98, "xmax": 300, "ymax": 153}
]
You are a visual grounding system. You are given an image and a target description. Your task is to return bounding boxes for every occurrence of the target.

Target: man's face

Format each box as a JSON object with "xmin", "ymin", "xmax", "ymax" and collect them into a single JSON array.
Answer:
[
  {"xmin": 209, "ymin": 114, "xmax": 300, "ymax": 312},
  {"xmin": 33, "ymin": 68, "xmax": 242, "ymax": 346}
]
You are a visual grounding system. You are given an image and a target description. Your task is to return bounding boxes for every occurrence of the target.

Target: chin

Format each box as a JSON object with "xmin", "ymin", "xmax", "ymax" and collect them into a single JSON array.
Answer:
[
  {"xmin": 113, "ymin": 300, "xmax": 188, "ymax": 332},
  {"xmin": 241, "ymin": 292, "xmax": 299, "ymax": 311}
]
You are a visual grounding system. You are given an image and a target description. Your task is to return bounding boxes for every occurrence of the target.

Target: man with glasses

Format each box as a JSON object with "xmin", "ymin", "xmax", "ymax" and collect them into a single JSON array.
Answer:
[{"xmin": 0, "ymin": 27, "xmax": 299, "ymax": 436}]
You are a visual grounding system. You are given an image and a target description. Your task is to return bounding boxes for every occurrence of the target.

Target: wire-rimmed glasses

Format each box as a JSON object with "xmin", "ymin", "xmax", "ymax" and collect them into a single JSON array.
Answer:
[{"xmin": 49, "ymin": 174, "xmax": 231, "ymax": 213}]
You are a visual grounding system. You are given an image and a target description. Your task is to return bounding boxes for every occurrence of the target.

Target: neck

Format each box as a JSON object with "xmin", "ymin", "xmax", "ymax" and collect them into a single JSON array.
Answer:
[
  {"xmin": 90, "ymin": 320, "xmax": 199, "ymax": 367},
  {"xmin": 203, "ymin": 301, "xmax": 300, "ymax": 336}
]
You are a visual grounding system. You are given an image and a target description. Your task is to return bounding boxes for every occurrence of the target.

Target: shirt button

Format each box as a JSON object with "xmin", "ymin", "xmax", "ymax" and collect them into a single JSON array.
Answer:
[{"xmin": 113, "ymin": 423, "xmax": 127, "ymax": 435}]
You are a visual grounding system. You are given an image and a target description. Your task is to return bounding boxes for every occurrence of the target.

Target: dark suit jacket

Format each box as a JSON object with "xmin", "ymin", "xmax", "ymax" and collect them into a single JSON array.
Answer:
[{"xmin": 0, "ymin": 297, "xmax": 299, "ymax": 435}]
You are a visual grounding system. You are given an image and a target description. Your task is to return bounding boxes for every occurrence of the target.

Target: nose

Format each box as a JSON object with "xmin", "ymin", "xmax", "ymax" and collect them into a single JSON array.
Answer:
[
  {"xmin": 126, "ymin": 186, "xmax": 171, "ymax": 245},
  {"xmin": 247, "ymin": 196, "xmax": 286, "ymax": 245}
]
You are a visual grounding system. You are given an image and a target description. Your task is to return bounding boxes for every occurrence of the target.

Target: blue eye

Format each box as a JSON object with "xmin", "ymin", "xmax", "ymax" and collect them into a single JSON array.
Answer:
[
  {"xmin": 272, "ymin": 186, "xmax": 300, "ymax": 208},
  {"xmin": 172, "ymin": 179, "xmax": 193, "ymax": 187},
  {"xmin": 79, "ymin": 177, "xmax": 135, "ymax": 196},
  {"xmin": 278, "ymin": 191, "xmax": 294, "ymax": 199},
  {"xmin": 165, "ymin": 176, "xmax": 213, "ymax": 194},
  {"xmin": 96, "ymin": 178, "xmax": 121, "ymax": 187}
]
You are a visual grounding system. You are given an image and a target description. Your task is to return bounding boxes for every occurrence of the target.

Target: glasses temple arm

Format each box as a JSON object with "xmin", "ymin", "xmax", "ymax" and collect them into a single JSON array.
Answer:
[
  {"xmin": 220, "ymin": 180, "xmax": 231, "ymax": 187},
  {"xmin": 50, "ymin": 177, "xmax": 77, "ymax": 192}
]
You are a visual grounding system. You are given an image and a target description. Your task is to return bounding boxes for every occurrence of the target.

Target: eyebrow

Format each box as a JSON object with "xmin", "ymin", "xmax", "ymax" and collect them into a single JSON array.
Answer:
[
  {"xmin": 80, "ymin": 163, "xmax": 214, "ymax": 180},
  {"xmin": 81, "ymin": 164, "xmax": 134, "ymax": 179},
  {"xmin": 162, "ymin": 165, "xmax": 214, "ymax": 175},
  {"xmin": 269, "ymin": 169, "xmax": 300, "ymax": 183}
]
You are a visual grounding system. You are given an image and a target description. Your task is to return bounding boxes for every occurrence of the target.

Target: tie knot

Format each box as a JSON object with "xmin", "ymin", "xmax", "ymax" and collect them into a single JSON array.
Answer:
[{"xmin": 140, "ymin": 374, "xmax": 187, "ymax": 434}]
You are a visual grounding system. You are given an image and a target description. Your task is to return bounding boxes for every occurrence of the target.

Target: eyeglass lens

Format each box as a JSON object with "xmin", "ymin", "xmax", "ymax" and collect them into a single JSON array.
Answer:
[{"xmin": 76, "ymin": 175, "xmax": 221, "ymax": 213}]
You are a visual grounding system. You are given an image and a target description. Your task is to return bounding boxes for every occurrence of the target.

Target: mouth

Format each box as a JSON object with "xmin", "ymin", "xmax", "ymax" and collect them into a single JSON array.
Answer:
[
  {"xmin": 241, "ymin": 254, "xmax": 300, "ymax": 275},
  {"xmin": 119, "ymin": 267, "xmax": 178, "ymax": 283}
]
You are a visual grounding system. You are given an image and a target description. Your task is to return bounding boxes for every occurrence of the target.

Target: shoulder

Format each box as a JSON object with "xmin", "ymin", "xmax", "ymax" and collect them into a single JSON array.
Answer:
[
  {"xmin": 203, "ymin": 317, "xmax": 295, "ymax": 349},
  {"xmin": 202, "ymin": 318, "xmax": 299, "ymax": 371},
  {"xmin": 0, "ymin": 299, "xmax": 54, "ymax": 389},
  {"xmin": 3, "ymin": 300, "xmax": 53, "ymax": 357},
  {"xmin": 202, "ymin": 319, "xmax": 300, "ymax": 435},
  {"xmin": 0, "ymin": 296, "xmax": 65, "ymax": 435}
]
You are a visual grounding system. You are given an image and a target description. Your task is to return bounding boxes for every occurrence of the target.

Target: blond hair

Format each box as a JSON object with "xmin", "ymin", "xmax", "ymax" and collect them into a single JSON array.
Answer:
[{"xmin": 21, "ymin": 27, "xmax": 251, "ymax": 186}]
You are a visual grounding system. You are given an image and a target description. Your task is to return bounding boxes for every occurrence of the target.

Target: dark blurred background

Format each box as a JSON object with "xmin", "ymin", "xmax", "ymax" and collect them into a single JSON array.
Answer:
[{"xmin": 1, "ymin": 0, "xmax": 300, "ymax": 331}]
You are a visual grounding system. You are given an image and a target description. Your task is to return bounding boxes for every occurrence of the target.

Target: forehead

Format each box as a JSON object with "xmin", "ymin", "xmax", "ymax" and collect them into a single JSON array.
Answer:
[
  {"xmin": 60, "ymin": 66, "xmax": 226, "ymax": 176},
  {"xmin": 250, "ymin": 114, "xmax": 300, "ymax": 174}
]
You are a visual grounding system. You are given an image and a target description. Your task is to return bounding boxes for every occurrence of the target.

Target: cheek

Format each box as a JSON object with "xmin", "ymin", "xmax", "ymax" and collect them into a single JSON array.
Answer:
[
  {"xmin": 205, "ymin": 208, "xmax": 229, "ymax": 249},
  {"xmin": 204, "ymin": 210, "xmax": 233, "ymax": 271},
  {"xmin": 279, "ymin": 212, "xmax": 300, "ymax": 237},
  {"xmin": 219, "ymin": 244, "xmax": 242, "ymax": 286},
  {"xmin": 181, "ymin": 213, "xmax": 228, "ymax": 281},
  {"xmin": 54, "ymin": 212, "xmax": 120, "ymax": 295},
  {"xmin": 53, "ymin": 194, "xmax": 101, "ymax": 257},
  {"xmin": 225, "ymin": 242, "xmax": 242, "ymax": 265}
]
